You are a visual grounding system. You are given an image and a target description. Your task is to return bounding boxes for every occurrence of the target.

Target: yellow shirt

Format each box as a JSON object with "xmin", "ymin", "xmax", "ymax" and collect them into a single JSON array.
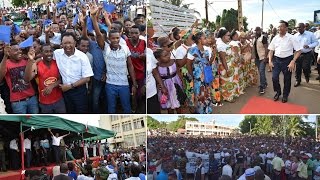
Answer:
[
  {"xmin": 271, "ymin": 157, "xmax": 285, "ymax": 171},
  {"xmin": 297, "ymin": 162, "xmax": 308, "ymax": 179}
]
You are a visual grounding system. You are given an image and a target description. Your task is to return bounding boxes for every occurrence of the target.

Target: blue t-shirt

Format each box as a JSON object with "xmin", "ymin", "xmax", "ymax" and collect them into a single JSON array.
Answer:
[
  {"xmin": 68, "ymin": 171, "xmax": 77, "ymax": 180},
  {"xmin": 89, "ymin": 40, "xmax": 106, "ymax": 81},
  {"xmin": 139, "ymin": 173, "xmax": 146, "ymax": 180},
  {"xmin": 157, "ymin": 170, "xmax": 168, "ymax": 180}
]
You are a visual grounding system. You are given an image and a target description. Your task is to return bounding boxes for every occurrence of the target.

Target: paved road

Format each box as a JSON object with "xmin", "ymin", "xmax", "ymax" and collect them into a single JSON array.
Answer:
[{"xmin": 215, "ymin": 66, "xmax": 320, "ymax": 114}]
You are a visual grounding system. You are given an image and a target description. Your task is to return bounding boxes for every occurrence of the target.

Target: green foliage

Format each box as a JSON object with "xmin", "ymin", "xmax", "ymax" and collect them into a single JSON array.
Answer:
[
  {"xmin": 164, "ymin": 0, "xmax": 191, "ymax": 8},
  {"xmin": 239, "ymin": 116, "xmax": 258, "ymax": 134},
  {"xmin": 148, "ymin": 115, "xmax": 198, "ymax": 132},
  {"xmin": 216, "ymin": 15, "xmax": 221, "ymax": 29},
  {"xmin": 219, "ymin": 8, "xmax": 248, "ymax": 31},
  {"xmin": 239, "ymin": 115, "xmax": 314, "ymax": 138},
  {"xmin": 201, "ymin": 18, "xmax": 216, "ymax": 31},
  {"xmin": 12, "ymin": 0, "xmax": 38, "ymax": 7},
  {"xmin": 288, "ymin": 19, "xmax": 297, "ymax": 31},
  {"xmin": 147, "ymin": 116, "xmax": 164, "ymax": 130}
]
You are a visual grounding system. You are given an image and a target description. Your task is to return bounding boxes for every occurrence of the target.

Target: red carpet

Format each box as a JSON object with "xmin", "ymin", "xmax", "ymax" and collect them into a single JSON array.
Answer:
[
  {"xmin": 240, "ymin": 96, "xmax": 308, "ymax": 114},
  {"xmin": 0, "ymin": 157, "xmax": 100, "ymax": 180}
]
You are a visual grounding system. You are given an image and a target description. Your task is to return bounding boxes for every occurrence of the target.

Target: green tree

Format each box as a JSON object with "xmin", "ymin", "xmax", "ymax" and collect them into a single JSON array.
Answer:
[
  {"xmin": 201, "ymin": 18, "xmax": 216, "ymax": 31},
  {"xmin": 216, "ymin": 15, "xmax": 221, "ymax": 29},
  {"xmin": 288, "ymin": 19, "xmax": 297, "ymax": 31},
  {"xmin": 268, "ymin": 24, "xmax": 274, "ymax": 34},
  {"xmin": 252, "ymin": 116, "xmax": 273, "ymax": 135},
  {"xmin": 219, "ymin": 8, "xmax": 248, "ymax": 31},
  {"xmin": 239, "ymin": 116, "xmax": 258, "ymax": 134},
  {"xmin": 147, "ymin": 116, "xmax": 162, "ymax": 129},
  {"xmin": 12, "ymin": 0, "xmax": 38, "ymax": 7}
]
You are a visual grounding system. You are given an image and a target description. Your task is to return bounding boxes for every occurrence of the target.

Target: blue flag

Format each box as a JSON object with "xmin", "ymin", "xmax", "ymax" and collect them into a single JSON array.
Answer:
[
  {"xmin": 43, "ymin": 19, "xmax": 53, "ymax": 27},
  {"xmin": 27, "ymin": 9, "xmax": 33, "ymax": 20},
  {"xmin": 0, "ymin": 25, "xmax": 11, "ymax": 44},
  {"xmin": 19, "ymin": 36, "xmax": 33, "ymax": 48},
  {"xmin": 56, "ymin": 0, "xmax": 67, "ymax": 9},
  {"xmin": 87, "ymin": 16, "xmax": 94, "ymax": 33},
  {"xmin": 72, "ymin": 14, "xmax": 79, "ymax": 26},
  {"xmin": 99, "ymin": 23, "xmax": 108, "ymax": 33},
  {"xmin": 13, "ymin": 24, "xmax": 21, "ymax": 34},
  {"xmin": 103, "ymin": 2, "xmax": 116, "ymax": 13}
]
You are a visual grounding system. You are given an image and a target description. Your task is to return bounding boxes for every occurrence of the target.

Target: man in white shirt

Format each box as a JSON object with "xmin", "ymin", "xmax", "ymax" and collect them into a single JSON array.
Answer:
[
  {"xmin": 268, "ymin": 20, "xmax": 302, "ymax": 103},
  {"xmin": 48, "ymin": 128, "xmax": 70, "ymax": 164},
  {"xmin": 9, "ymin": 138, "xmax": 20, "ymax": 169},
  {"xmin": 53, "ymin": 32, "xmax": 93, "ymax": 113},
  {"xmin": 294, "ymin": 23, "xmax": 318, "ymax": 87},
  {"xmin": 266, "ymin": 150, "xmax": 275, "ymax": 175},
  {"xmin": 24, "ymin": 135, "xmax": 32, "ymax": 168},
  {"xmin": 222, "ymin": 157, "xmax": 234, "ymax": 178}
]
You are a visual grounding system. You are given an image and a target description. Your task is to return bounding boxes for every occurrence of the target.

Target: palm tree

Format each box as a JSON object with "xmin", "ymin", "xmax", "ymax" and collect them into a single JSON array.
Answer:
[{"xmin": 286, "ymin": 116, "xmax": 305, "ymax": 138}]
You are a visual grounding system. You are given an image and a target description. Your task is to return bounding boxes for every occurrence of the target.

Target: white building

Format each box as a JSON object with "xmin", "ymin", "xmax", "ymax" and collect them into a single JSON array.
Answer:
[
  {"xmin": 185, "ymin": 120, "xmax": 235, "ymax": 136},
  {"xmin": 99, "ymin": 115, "xmax": 146, "ymax": 150}
]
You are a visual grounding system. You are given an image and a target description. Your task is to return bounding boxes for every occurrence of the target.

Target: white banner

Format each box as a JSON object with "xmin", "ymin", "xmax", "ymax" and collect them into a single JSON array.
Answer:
[{"xmin": 185, "ymin": 151, "xmax": 209, "ymax": 174}]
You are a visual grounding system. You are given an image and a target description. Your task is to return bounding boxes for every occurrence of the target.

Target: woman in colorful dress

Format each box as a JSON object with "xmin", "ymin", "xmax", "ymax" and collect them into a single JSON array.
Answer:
[
  {"xmin": 205, "ymin": 31, "xmax": 222, "ymax": 106},
  {"xmin": 229, "ymin": 30, "xmax": 243, "ymax": 95},
  {"xmin": 186, "ymin": 31, "xmax": 216, "ymax": 114},
  {"xmin": 175, "ymin": 30, "xmax": 195, "ymax": 112},
  {"xmin": 217, "ymin": 29, "xmax": 240, "ymax": 103},
  {"xmin": 239, "ymin": 32, "xmax": 252, "ymax": 89}
]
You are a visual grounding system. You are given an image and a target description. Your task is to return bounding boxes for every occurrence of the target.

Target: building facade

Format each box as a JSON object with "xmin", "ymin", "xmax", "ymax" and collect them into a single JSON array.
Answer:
[
  {"xmin": 99, "ymin": 115, "xmax": 146, "ymax": 150},
  {"xmin": 185, "ymin": 120, "xmax": 235, "ymax": 136}
]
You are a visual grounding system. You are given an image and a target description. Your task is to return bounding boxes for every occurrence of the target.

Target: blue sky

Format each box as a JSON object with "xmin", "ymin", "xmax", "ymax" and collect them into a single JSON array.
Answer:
[
  {"xmin": 186, "ymin": 0, "xmax": 319, "ymax": 30},
  {"xmin": 150, "ymin": 115, "xmax": 317, "ymax": 127}
]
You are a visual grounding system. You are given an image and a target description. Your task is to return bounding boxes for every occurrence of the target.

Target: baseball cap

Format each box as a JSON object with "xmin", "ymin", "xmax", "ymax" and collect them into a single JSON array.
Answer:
[{"xmin": 245, "ymin": 168, "xmax": 255, "ymax": 177}]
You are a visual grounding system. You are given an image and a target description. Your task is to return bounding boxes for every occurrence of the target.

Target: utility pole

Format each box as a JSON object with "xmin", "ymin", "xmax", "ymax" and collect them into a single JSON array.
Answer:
[
  {"xmin": 237, "ymin": 0, "xmax": 243, "ymax": 30},
  {"xmin": 261, "ymin": 0, "xmax": 264, "ymax": 29},
  {"xmin": 316, "ymin": 117, "xmax": 318, "ymax": 141},
  {"xmin": 205, "ymin": 0, "xmax": 209, "ymax": 24}
]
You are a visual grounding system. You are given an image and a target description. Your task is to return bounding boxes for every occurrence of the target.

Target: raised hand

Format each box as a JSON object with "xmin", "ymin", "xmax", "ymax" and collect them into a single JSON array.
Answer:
[
  {"xmin": 44, "ymin": 25, "xmax": 51, "ymax": 33},
  {"xmin": 4, "ymin": 45, "xmax": 11, "ymax": 57},
  {"xmin": 89, "ymin": 2, "xmax": 98, "ymax": 16},
  {"xmin": 27, "ymin": 48, "xmax": 36, "ymax": 60}
]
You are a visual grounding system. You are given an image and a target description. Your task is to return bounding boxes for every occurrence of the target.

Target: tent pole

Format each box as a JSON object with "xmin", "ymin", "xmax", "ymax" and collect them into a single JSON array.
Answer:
[
  {"xmin": 82, "ymin": 132, "xmax": 85, "ymax": 161},
  {"xmin": 20, "ymin": 122, "xmax": 25, "ymax": 174}
]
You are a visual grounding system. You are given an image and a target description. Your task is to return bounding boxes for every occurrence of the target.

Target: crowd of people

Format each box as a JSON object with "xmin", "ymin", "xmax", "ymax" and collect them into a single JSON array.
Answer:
[
  {"xmin": 147, "ymin": 132, "xmax": 320, "ymax": 180},
  {"xmin": 1, "ymin": 128, "xmax": 146, "ymax": 180},
  {"xmin": 147, "ymin": 19, "xmax": 320, "ymax": 114},
  {"xmin": 0, "ymin": 0, "xmax": 147, "ymax": 114},
  {"xmin": 24, "ymin": 148, "xmax": 146, "ymax": 180}
]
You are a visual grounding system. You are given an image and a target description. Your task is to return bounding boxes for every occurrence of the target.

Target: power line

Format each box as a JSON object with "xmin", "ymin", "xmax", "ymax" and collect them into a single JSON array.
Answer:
[
  {"xmin": 208, "ymin": 3, "xmax": 219, "ymax": 16},
  {"xmin": 266, "ymin": 0, "xmax": 281, "ymax": 19}
]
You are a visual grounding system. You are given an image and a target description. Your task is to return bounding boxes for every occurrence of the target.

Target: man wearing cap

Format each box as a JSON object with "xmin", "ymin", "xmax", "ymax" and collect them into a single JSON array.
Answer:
[
  {"xmin": 268, "ymin": 20, "xmax": 302, "ymax": 103},
  {"xmin": 294, "ymin": 23, "xmax": 318, "ymax": 87},
  {"xmin": 252, "ymin": 26, "xmax": 268, "ymax": 94},
  {"xmin": 271, "ymin": 153, "xmax": 284, "ymax": 180},
  {"xmin": 237, "ymin": 168, "xmax": 255, "ymax": 180}
]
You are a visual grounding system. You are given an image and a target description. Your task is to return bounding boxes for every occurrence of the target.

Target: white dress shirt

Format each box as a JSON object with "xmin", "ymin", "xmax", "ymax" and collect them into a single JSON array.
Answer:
[
  {"xmin": 268, "ymin": 33, "xmax": 302, "ymax": 58},
  {"xmin": 52, "ymin": 136, "xmax": 62, "ymax": 146},
  {"xmin": 53, "ymin": 48, "xmax": 94, "ymax": 85},
  {"xmin": 10, "ymin": 139, "xmax": 18, "ymax": 150},
  {"xmin": 24, "ymin": 138, "xmax": 31, "ymax": 152},
  {"xmin": 175, "ymin": 44, "xmax": 191, "ymax": 60},
  {"xmin": 294, "ymin": 31, "xmax": 318, "ymax": 53}
]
